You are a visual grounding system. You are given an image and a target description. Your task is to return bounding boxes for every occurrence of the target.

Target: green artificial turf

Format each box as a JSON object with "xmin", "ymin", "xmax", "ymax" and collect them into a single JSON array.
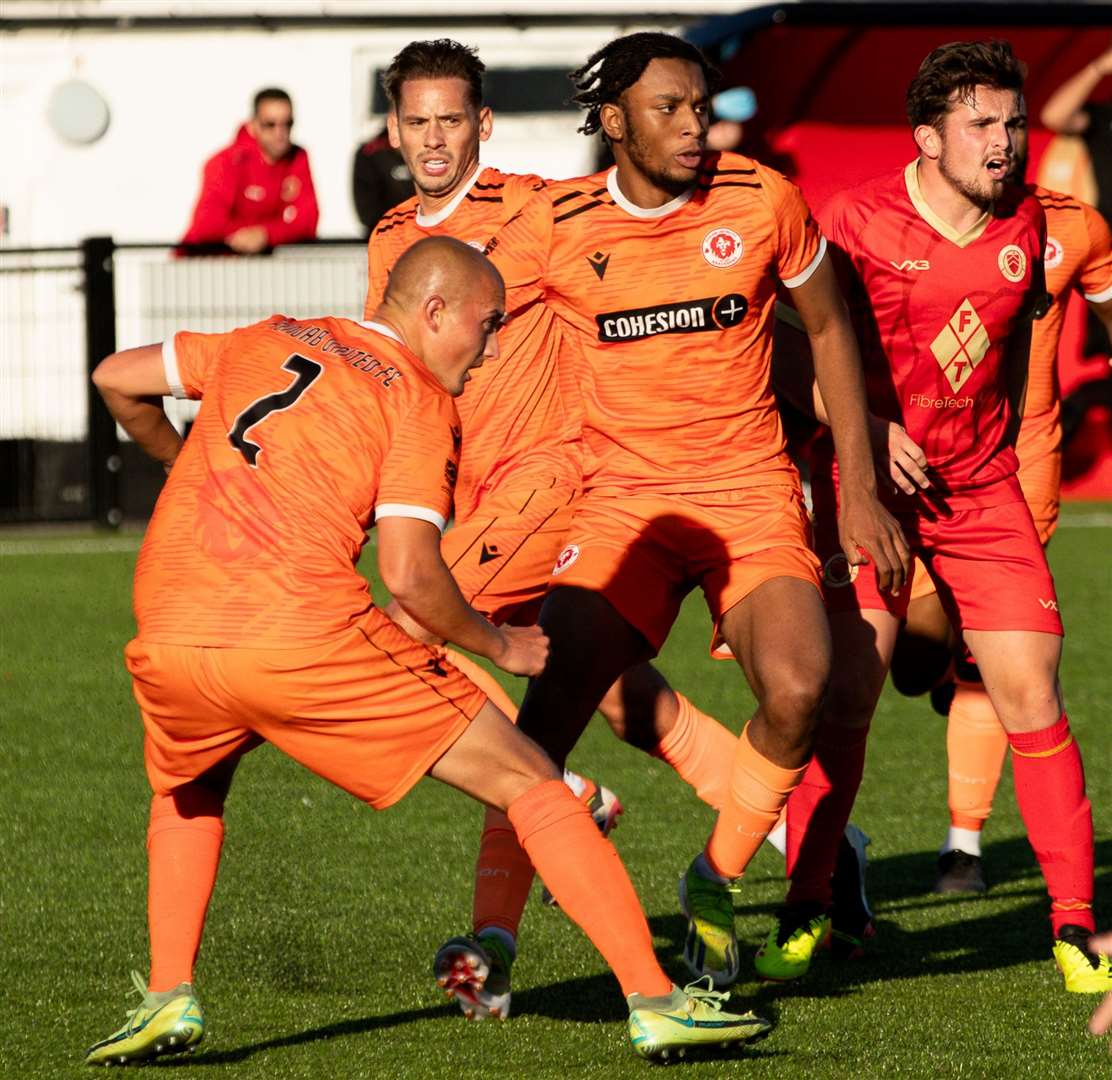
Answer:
[{"xmin": 1, "ymin": 506, "xmax": 1109, "ymax": 1078}]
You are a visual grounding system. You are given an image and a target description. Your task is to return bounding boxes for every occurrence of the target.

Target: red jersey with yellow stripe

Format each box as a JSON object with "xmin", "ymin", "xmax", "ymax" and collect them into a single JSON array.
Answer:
[
  {"xmin": 136, "ymin": 316, "xmax": 460, "ymax": 647},
  {"xmin": 816, "ymin": 162, "xmax": 1046, "ymax": 507},
  {"xmin": 484, "ymin": 151, "xmax": 823, "ymax": 496},
  {"xmin": 364, "ymin": 166, "xmax": 581, "ymax": 520},
  {"xmin": 1017, "ymin": 187, "xmax": 1112, "ymax": 481}
]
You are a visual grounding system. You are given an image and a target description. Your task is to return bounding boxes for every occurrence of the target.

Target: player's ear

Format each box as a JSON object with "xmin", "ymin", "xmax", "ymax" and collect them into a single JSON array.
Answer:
[
  {"xmin": 914, "ymin": 122, "xmax": 941, "ymax": 161},
  {"xmin": 423, "ymin": 293, "xmax": 447, "ymax": 332},
  {"xmin": 386, "ymin": 110, "xmax": 401, "ymax": 149},
  {"xmin": 600, "ymin": 103, "xmax": 624, "ymax": 143},
  {"xmin": 477, "ymin": 106, "xmax": 493, "ymax": 143}
]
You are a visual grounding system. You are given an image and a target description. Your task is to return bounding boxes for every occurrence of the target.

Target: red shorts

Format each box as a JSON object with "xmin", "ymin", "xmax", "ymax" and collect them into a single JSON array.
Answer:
[
  {"xmin": 444, "ymin": 485, "xmax": 578, "ymax": 625},
  {"xmin": 814, "ymin": 477, "xmax": 1062, "ymax": 636},
  {"xmin": 549, "ymin": 485, "xmax": 820, "ymax": 654},
  {"xmin": 128, "ymin": 607, "xmax": 487, "ymax": 807}
]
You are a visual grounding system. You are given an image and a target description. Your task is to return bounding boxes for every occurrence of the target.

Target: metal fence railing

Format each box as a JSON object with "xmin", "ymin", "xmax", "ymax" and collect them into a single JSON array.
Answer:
[{"xmin": 0, "ymin": 237, "xmax": 367, "ymax": 526}]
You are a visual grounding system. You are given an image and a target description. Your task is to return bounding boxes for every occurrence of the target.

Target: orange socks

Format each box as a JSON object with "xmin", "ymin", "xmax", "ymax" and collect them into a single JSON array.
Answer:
[
  {"xmin": 507, "ymin": 780, "xmax": 671, "ymax": 998},
  {"xmin": 705, "ymin": 724, "xmax": 809, "ymax": 880},
  {"xmin": 472, "ymin": 806, "xmax": 536, "ymax": 939},
  {"xmin": 445, "ymin": 649, "xmax": 518, "ymax": 719},
  {"xmin": 146, "ymin": 786, "xmax": 225, "ymax": 992},
  {"xmin": 946, "ymin": 680, "xmax": 1009, "ymax": 832},
  {"xmin": 652, "ymin": 692, "xmax": 737, "ymax": 810}
]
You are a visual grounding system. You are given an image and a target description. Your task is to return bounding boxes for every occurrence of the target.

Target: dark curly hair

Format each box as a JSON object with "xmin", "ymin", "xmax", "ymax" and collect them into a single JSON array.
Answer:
[
  {"xmin": 906, "ymin": 40, "xmax": 1025, "ymax": 130},
  {"xmin": 381, "ymin": 39, "xmax": 485, "ymax": 111},
  {"xmin": 570, "ymin": 32, "xmax": 717, "ymax": 137}
]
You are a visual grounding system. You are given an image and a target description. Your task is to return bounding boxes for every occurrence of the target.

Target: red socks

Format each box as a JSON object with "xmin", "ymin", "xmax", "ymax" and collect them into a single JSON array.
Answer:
[
  {"xmin": 1008, "ymin": 715, "xmax": 1094, "ymax": 935},
  {"xmin": 785, "ymin": 722, "xmax": 870, "ymax": 907}
]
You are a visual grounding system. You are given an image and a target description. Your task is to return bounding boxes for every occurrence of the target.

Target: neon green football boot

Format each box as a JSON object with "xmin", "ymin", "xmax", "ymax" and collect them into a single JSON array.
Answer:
[
  {"xmin": 433, "ymin": 933, "xmax": 514, "ymax": 1020},
  {"xmin": 627, "ymin": 978, "xmax": 771, "ymax": 1061},
  {"xmin": 754, "ymin": 903, "xmax": 831, "ymax": 982},
  {"xmin": 84, "ymin": 971, "xmax": 204, "ymax": 1066},
  {"xmin": 679, "ymin": 860, "xmax": 740, "ymax": 987},
  {"xmin": 1053, "ymin": 925, "xmax": 1112, "ymax": 993}
]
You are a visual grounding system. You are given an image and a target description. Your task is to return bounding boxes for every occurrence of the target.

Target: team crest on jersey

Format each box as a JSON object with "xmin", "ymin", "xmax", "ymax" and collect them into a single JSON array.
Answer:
[
  {"xmin": 997, "ymin": 244, "xmax": 1027, "ymax": 283},
  {"xmin": 1044, "ymin": 236, "xmax": 1064, "ymax": 270},
  {"xmin": 822, "ymin": 553, "xmax": 859, "ymax": 589},
  {"xmin": 702, "ymin": 228, "xmax": 743, "ymax": 268},
  {"xmin": 930, "ymin": 299, "xmax": 990, "ymax": 392},
  {"xmin": 281, "ymin": 176, "xmax": 302, "ymax": 202},
  {"xmin": 552, "ymin": 544, "xmax": 580, "ymax": 576}
]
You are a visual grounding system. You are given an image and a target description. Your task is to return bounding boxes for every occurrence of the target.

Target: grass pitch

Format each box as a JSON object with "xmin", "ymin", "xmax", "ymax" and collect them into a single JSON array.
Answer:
[{"xmin": 2, "ymin": 506, "xmax": 1109, "ymax": 1078}]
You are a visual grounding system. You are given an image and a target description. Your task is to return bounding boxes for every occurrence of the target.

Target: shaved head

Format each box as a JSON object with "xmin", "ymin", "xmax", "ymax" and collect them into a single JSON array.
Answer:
[
  {"xmin": 385, "ymin": 235, "xmax": 502, "ymax": 309},
  {"xmin": 375, "ymin": 236, "xmax": 505, "ymax": 396}
]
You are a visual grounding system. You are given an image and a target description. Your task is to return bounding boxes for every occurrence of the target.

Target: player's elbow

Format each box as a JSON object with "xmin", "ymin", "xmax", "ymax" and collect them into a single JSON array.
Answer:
[{"xmin": 91, "ymin": 351, "xmax": 126, "ymax": 395}]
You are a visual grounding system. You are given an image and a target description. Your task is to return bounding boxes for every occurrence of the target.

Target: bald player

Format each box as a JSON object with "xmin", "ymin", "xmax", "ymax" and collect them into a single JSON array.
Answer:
[{"xmin": 83, "ymin": 236, "xmax": 770, "ymax": 1066}]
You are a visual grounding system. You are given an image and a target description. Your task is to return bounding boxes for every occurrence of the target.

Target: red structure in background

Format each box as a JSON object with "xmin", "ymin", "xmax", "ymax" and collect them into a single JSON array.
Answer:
[{"xmin": 691, "ymin": 12, "xmax": 1112, "ymax": 497}]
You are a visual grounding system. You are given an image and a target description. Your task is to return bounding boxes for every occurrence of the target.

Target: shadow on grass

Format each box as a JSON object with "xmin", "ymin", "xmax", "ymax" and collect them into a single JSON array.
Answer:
[
  {"xmin": 156, "ymin": 974, "xmax": 786, "ymax": 1068},
  {"xmin": 652, "ymin": 837, "xmax": 1111, "ymax": 1001}
]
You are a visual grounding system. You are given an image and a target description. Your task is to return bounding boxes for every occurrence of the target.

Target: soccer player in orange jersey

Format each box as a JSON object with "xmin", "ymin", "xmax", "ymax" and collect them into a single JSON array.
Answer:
[
  {"xmin": 82, "ymin": 237, "xmax": 769, "ymax": 1066},
  {"xmin": 365, "ymin": 40, "xmax": 765, "ymax": 1017},
  {"xmin": 437, "ymin": 31, "xmax": 904, "ymax": 997},
  {"xmin": 883, "ymin": 114, "xmax": 1112, "ymax": 897},
  {"xmin": 770, "ymin": 42, "xmax": 1109, "ymax": 995}
]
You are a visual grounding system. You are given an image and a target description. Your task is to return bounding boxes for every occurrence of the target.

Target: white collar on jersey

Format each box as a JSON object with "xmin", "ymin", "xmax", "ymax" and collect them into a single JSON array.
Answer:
[
  {"xmin": 606, "ymin": 166, "xmax": 693, "ymax": 219},
  {"xmin": 415, "ymin": 162, "xmax": 486, "ymax": 227},
  {"xmin": 904, "ymin": 160, "xmax": 990, "ymax": 248},
  {"xmin": 359, "ymin": 319, "xmax": 404, "ymax": 345}
]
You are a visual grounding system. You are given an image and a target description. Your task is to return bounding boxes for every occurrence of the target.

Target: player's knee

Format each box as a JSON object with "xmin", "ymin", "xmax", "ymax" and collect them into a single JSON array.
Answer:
[
  {"xmin": 761, "ymin": 666, "xmax": 828, "ymax": 736},
  {"xmin": 990, "ymin": 678, "xmax": 1062, "ymax": 729}
]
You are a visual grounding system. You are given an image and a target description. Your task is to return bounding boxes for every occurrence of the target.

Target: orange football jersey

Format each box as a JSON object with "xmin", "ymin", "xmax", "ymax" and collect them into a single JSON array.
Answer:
[
  {"xmin": 1017, "ymin": 187, "xmax": 1112, "ymax": 466},
  {"xmin": 483, "ymin": 151, "xmax": 824, "ymax": 496},
  {"xmin": 364, "ymin": 165, "xmax": 581, "ymax": 520},
  {"xmin": 135, "ymin": 316, "xmax": 460, "ymax": 647}
]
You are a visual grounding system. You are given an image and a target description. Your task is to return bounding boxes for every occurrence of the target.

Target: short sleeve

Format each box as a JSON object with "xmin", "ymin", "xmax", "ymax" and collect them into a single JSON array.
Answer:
[
  {"xmin": 374, "ymin": 391, "xmax": 460, "ymax": 533},
  {"xmin": 767, "ymin": 171, "xmax": 826, "ymax": 289},
  {"xmin": 485, "ymin": 187, "xmax": 553, "ymax": 317},
  {"xmin": 163, "ymin": 329, "xmax": 235, "ymax": 400},
  {"xmin": 1079, "ymin": 202, "xmax": 1112, "ymax": 303}
]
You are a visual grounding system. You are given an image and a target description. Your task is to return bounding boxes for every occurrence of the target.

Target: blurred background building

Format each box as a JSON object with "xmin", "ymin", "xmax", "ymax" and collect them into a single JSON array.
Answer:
[{"xmin": 1, "ymin": 0, "xmax": 1109, "ymax": 523}]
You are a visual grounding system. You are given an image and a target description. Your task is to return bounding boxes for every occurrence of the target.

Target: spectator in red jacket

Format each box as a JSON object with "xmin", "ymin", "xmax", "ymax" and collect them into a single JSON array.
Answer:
[{"xmin": 181, "ymin": 88, "xmax": 319, "ymax": 253}]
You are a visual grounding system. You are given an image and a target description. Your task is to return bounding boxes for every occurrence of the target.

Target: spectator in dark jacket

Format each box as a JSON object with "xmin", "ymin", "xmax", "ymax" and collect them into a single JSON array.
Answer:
[
  {"xmin": 352, "ymin": 127, "xmax": 413, "ymax": 234},
  {"xmin": 181, "ymin": 88, "xmax": 319, "ymax": 253}
]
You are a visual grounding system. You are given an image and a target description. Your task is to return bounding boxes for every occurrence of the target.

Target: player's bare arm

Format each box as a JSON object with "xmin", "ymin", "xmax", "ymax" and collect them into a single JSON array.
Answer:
[
  {"xmin": 376, "ymin": 515, "xmax": 548, "ymax": 677},
  {"xmin": 91, "ymin": 343, "xmax": 183, "ymax": 473},
  {"xmin": 788, "ymin": 258, "xmax": 911, "ymax": 592},
  {"xmin": 772, "ymin": 311, "xmax": 930, "ymax": 496}
]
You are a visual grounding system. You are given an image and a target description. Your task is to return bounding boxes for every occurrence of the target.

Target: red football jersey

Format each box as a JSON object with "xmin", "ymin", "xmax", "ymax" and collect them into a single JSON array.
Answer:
[
  {"xmin": 817, "ymin": 162, "xmax": 1046, "ymax": 505},
  {"xmin": 486, "ymin": 151, "xmax": 825, "ymax": 496}
]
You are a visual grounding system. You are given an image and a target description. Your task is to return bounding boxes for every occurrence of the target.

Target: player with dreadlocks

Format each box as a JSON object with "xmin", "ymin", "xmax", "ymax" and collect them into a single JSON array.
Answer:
[{"xmin": 433, "ymin": 30, "xmax": 906, "ymax": 1022}]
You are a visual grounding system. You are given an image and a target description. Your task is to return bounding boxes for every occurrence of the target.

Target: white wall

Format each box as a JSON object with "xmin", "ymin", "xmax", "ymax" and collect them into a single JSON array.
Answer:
[{"xmin": 0, "ymin": 20, "xmax": 681, "ymax": 247}]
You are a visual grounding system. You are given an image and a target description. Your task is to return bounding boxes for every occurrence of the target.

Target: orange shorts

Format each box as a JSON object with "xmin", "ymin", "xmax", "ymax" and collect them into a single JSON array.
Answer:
[
  {"xmin": 128, "ymin": 607, "xmax": 487, "ymax": 808},
  {"xmin": 549, "ymin": 485, "xmax": 820, "ymax": 654},
  {"xmin": 443, "ymin": 484, "xmax": 578, "ymax": 625}
]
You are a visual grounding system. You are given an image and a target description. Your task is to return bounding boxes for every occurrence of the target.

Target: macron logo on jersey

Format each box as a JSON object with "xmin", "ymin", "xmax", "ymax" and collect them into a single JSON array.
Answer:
[{"xmin": 596, "ymin": 294, "xmax": 748, "ymax": 342}]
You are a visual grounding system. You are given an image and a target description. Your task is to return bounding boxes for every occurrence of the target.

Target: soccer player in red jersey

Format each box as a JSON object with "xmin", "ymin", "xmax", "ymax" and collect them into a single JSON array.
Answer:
[
  {"xmin": 442, "ymin": 31, "xmax": 905, "ymax": 999},
  {"xmin": 769, "ymin": 41, "xmax": 1109, "ymax": 994},
  {"xmin": 365, "ymin": 40, "xmax": 766, "ymax": 1018},
  {"xmin": 82, "ymin": 237, "xmax": 768, "ymax": 1066},
  {"xmin": 887, "ymin": 119, "xmax": 1112, "ymax": 899}
]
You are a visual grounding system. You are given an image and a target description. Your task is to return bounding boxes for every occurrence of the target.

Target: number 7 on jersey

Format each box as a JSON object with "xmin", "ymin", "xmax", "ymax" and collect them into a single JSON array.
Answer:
[{"xmin": 228, "ymin": 353, "xmax": 322, "ymax": 467}]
